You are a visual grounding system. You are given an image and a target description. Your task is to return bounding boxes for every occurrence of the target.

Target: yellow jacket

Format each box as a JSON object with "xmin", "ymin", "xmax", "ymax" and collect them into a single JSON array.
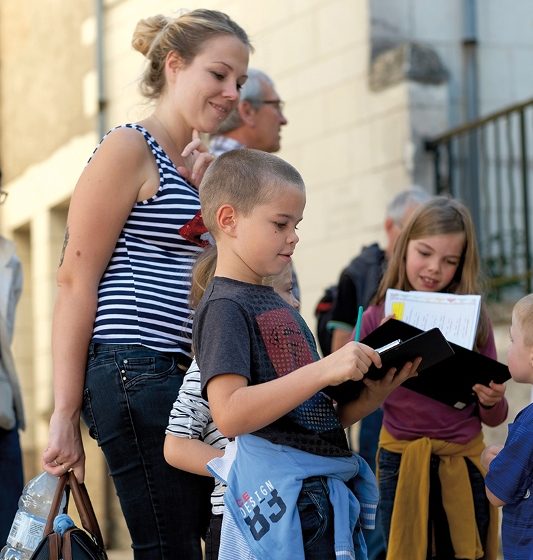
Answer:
[{"xmin": 379, "ymin": 426, "xmax": 498, "ymax": 560}]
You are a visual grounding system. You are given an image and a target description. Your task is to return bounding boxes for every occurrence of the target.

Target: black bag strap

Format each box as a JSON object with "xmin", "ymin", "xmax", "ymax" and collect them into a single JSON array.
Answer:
[{"xmin": 42, "ymin": 472, "xmax": 105, "ymax": 550}]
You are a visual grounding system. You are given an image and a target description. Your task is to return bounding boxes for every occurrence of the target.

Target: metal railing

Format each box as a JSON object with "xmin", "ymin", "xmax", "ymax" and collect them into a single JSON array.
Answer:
[{"xmin": 425, "ymin": 97, "xmax": 533, "ymax": 301}]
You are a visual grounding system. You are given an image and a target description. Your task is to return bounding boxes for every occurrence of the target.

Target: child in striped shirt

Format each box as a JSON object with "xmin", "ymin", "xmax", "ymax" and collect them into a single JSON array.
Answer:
[{"xmin": 164, "ymin": 261, "xmax": 299, "ymax": 560}]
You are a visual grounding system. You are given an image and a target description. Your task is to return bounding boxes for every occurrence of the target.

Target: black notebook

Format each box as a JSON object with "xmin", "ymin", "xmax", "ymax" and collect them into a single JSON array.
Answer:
[
  {"xmin": 323, "ymin": 319, "xmax": 510, "ymax": 408},
  {"xmin": 323, "ymin": 324, "xmax": 454, "ymax": 404}
]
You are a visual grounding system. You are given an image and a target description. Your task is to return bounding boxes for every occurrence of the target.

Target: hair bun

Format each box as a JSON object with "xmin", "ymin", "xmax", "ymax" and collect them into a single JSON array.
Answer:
[{"xmin": 131, "ymin": 14, "xmax": 170, "ymax": 57}]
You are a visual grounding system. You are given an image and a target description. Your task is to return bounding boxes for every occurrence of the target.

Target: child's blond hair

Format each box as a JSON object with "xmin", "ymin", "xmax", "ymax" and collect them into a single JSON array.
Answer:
[
  {"xmin": 513, "ymin": 294, "xmax": 533, "ymax": 346},
  {"xmin": 199, "ymin": 148, "xmax": 305, "ymax": 236}
]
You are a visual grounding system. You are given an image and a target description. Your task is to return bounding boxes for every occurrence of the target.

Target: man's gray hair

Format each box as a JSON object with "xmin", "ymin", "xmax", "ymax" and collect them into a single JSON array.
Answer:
[
  {"xmin": 386, "ymin": 187, "xmax": 432, "ymax": 225},
  {"xmin": 216, "ymin": 68, "xmax": 274, "ymax": 134}
]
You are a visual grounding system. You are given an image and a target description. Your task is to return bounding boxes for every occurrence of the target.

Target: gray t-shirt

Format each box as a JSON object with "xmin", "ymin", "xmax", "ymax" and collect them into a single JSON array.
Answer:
[{"xmin": 194, "ymin": 277, "xmax": 350, "ymax": 457}]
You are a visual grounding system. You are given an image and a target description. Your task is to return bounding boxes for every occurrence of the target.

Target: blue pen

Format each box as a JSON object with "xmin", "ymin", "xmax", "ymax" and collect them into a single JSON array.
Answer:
[{"xmin": 354, "ymin": 305, "xmax": 364, "ymax": 342}]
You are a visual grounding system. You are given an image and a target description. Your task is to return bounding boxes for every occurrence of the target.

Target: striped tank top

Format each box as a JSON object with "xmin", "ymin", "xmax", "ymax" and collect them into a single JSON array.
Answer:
[{"xmin": 91, "ymin": 124, "xmax": 209, "ymax": 357}]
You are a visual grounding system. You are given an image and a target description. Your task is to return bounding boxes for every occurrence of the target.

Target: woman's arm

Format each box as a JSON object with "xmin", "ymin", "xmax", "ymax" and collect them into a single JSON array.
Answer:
[{"xmin": 42, "ymin": 129, "xmax": 153, "ymax": 481}]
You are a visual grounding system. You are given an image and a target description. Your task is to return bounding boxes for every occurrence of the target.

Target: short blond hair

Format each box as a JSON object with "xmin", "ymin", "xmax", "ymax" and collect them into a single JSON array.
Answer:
[
  {"xmin": 199, "ymin": 149, "xmax": 305, "ymax": 235},
  {"xmin": 513, "ymin": 294, "xmax": 533, "ymax": 346}
]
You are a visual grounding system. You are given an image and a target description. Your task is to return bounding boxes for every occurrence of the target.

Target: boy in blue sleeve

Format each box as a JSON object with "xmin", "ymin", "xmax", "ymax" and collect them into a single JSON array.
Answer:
[{"xmin": 482, "ymin": 293, "xmax": 533, "ymax": 560}]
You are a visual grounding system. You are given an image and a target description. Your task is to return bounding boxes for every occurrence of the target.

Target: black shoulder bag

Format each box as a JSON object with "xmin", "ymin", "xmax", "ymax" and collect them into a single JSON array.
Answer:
[{"xmin": 30, "ymin": 471, "xmax": 108, "ymax": 560}]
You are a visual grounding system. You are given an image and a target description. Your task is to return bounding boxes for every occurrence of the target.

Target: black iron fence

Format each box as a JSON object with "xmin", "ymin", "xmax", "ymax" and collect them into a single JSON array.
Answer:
[{"xmin": 425, "ymin": 97, "xmax": 533, "ymax": 301}]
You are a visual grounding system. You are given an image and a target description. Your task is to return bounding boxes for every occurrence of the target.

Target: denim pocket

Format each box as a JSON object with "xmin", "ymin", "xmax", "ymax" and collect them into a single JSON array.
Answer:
[
  {"xmin": 297, "ymin": 479, "xmax": 329, "ymax": 549},
  {"xmin": 114, "ymin": 350, "xmax": 176, "ymax": 390}
]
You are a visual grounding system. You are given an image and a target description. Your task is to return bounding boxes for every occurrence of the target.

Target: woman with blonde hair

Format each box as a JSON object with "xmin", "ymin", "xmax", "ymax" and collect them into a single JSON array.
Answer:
[{"xmin": 42, "ymin": 9, "xmax": 251, "ymax": 559}]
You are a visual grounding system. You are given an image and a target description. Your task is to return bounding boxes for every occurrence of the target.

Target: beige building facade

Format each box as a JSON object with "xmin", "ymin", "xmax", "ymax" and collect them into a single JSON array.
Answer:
[{"xmin": 1, "ymin": 0, "xmax": 531, "ymax": 551}]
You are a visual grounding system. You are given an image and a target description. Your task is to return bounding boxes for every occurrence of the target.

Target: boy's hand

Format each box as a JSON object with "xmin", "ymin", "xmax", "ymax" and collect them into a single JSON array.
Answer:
[
  {"xmin": 335, "ymin": 357, "xmax": 422, "ymax": 427},
  {"xmin": 322, "ymin": 342, "xmax": 381, "ymax": 386},
  {"xmin": 473, "ymin": 380, "xmax": 506, "ymax": 408},
  {"xmin": 481, "ymin": 444, "xmax": 503, "ymax": 470},
  {"xmin": 362, "ymin": 357, "xmax": 421, "ymax": 405}
]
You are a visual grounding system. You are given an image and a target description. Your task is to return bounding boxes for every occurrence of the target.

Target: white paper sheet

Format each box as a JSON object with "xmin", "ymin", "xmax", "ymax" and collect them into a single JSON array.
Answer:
[{"xmin": 384, "ymin": 289, "xmax": 481, "ymax": 350}]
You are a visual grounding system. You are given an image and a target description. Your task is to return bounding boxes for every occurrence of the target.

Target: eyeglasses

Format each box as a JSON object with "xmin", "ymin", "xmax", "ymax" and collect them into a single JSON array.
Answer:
[
  {"xmin": 0, "ymin": 190, "xmax": 7, "ymax": 205},
  {"xmin": 257, "ymin": 99, "xmax": 285, "ymax": 113}
]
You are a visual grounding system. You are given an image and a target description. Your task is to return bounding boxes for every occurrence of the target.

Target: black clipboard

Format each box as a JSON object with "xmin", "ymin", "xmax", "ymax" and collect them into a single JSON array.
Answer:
[
  {"xmin": 324, "ymin": 319, "xmax": 511, "ymax": 409},
  {"xmin": 380, "ymin": 319, "xmax": 510, "ymax": 409},
  {"xmin": 323, "ymin": 324, "xmax": 454, "ymax": 404}
]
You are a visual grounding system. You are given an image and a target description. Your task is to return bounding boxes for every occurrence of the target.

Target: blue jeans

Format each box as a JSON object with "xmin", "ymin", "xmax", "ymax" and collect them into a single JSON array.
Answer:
[
  {"xmin": 0, "ymin": 426, "xmax": 23, "ymax": 546},
  {"xmin": 378, "ymin": 448, "xmax": 490, "ymax": 559},
  {"xmin": 359, "ymin": 408, "xmax": 383, "ymax": 473},
  {"xmin": 297, "ymin": 476, "xmax": 336, "ymax": 559},
  {"xmin": 204, "ymin": 514, "xmax": 222, "ymax": 560},
  {"xmin": 358, "ymin": 409, "xmax": 386, "ymax": 560},
  {"xmin": 82, "ymin": 343, "xmax": 213, "ymax": 560}
]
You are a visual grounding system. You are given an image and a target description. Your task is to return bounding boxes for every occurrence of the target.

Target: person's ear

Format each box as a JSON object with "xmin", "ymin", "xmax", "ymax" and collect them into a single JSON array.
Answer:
[
  {"xmin": 165, "ymin": 51, "xmax": 185, "ymax": 80},
  {"xmin": 384, "ymin": 216, "xmax": 399, "ymax": 249},
  {"xmin": 216, "ymin": 204, "xmax": 238, "ymax": 236},
  {"xmin": 384, "ymin": 216, "xmax": 395, "ymax": 236},
  {"xmin": 239, "ymin": 100, "xmax": 257, "ymax": 127}
]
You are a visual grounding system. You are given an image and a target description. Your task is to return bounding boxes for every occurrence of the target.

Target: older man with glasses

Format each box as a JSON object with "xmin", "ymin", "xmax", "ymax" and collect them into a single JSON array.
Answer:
[{"xmin": 210, "ymin": 68, "xmax": 288, "ymax": 156}]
